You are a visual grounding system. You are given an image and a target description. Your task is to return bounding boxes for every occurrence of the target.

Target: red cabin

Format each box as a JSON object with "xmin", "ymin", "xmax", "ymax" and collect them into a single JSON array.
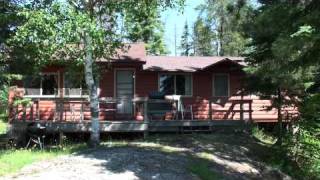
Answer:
[{"xmin": 8, "ymin": 43, "xmax": 298, "ymax": 134}]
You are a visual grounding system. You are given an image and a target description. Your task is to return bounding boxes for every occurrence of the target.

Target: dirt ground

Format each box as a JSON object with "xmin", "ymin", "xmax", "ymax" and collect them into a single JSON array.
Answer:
[{"xmin": 1, "ymin": 133, "xmax": 292, "ymax": 180}]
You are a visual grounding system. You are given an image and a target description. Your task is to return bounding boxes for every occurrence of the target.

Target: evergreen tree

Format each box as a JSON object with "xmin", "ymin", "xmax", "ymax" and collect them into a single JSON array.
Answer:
[
  {"xmin": 123, "ymin": 1, "xmax": 168, "ymax": 55},
  {"xmin": 179, "ymin": 21, "xmax": 191, "ymax": 56},
  {"xmin": 196, "ymin": 0, "xmax": 253, "ymax": 56},
  {"xmin": 246, "ymin": 1, "xmax": 320, "ymax": 176},
  {"xmin": 192, "ymin": 18, "xmax": 214, "ymax": 56}
]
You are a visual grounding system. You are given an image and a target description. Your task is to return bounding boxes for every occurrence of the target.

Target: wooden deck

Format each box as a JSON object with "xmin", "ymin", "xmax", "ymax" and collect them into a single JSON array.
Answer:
[{"xmin": 9, "ymin": 119, "xmax": 247, "ymax": 134}]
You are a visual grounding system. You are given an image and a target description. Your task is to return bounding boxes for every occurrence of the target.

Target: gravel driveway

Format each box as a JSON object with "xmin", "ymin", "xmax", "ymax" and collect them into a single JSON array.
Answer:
[
  {"xmin": 2, "ymin": 147, "xmax": 196, "ymax": 180},
  {"xmin": 1, "ymin": 134, "xmax": 292, "ymax": 180}
]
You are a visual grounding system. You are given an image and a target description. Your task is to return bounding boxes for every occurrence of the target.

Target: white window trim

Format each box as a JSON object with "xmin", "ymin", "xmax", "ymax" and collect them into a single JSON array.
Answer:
[
  {"xmin": 212, "ymin": 73, "xmax": 230, "ymax": 97},
  {"xmin": 24, "ymin": 72, "xmax": 60, "ymax": 98},
  {"xmin": 158, "ymin": 73, "xmax": 193, "ymax": 97}
]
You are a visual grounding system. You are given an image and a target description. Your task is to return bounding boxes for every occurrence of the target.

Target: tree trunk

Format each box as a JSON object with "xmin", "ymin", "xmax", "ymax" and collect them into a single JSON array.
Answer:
[
  {"xmin": 276, "ymin": 87, "xmax": 283, "ymax": 145},
  {"xmin": 84, "ymin": 33, "xmax": 100, "ymax": 147}
]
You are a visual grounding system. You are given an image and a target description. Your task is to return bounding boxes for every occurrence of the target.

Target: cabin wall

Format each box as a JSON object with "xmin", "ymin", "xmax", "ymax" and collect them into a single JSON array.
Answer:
[{"xmin": 9, "ymin": 64, "xmax": 299, "ymax": 123}]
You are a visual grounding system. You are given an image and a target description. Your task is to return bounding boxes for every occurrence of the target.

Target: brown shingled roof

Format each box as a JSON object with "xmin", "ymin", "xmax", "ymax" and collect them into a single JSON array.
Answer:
[
  {"xmin": 143, "ymin": 56, "xmax": 245, "ymax": 72},
  {"xmin": 98, "ymin": 43, "xmax": 246, "ymax": 72}
]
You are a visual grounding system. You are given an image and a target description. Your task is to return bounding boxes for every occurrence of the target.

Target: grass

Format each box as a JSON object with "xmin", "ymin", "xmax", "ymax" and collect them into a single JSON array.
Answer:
[
  {"xmin": 0, "ymin": 144, "xmax": 87, "ymax": 176},
  {"xmin": 252, "ymin": 126, "xmax": 277, "ymax": 144},
  {"xmin": 188, "ymin": 158, "xmax": 222, "ymax": 180}
]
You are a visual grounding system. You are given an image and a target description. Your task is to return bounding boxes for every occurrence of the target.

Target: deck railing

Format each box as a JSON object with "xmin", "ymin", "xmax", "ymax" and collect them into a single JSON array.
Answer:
[{"xmin": 11, "ymin": 96, "xmax": 253, "ymax": 122}]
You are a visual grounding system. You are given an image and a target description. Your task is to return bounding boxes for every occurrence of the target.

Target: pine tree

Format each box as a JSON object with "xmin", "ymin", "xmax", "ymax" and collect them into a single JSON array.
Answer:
[
  {"xmin": 192, "ymin": 18, "xmax": 214, "ymax": 56},
  {"xmin": 179, "ymin": 21, "xmax": 191, "ymax": 56},
  {"xmin": 123, "ymin": 1, "xmax": 168, "ymax": 55},
  {"xmin": 196, "ymin": 0, "xmax": 253, "ymax": 56}
]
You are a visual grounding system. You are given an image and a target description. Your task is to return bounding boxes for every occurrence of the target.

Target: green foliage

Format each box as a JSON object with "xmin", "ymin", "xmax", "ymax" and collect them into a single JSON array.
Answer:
[
  {"xmin": 252, "ymin": 126, "xmax": 277, "ymax": 144},
  {"xmin": 245, "ymin": 1, "xmax": 320, "ymax": 94},
  {"xmin": 245, "ymin": 1, "xmax": 320, "ymax": 178},
  {"xmin": 294, "ymin": 94, "xmax": 320, "ymax": 178},
  {"xmin": 0, "ymin": 0, "xmax": 21, "ymax": 46},
  {"xmin": 0, "ymin": 115, "xmax": 7, "ymax": 134},
  {"xmin": 13, "ymin": 98, "xmax": 32, "ymax": 107},
  {"xmin": 195, "ymin": 0, "xmax": 253, "ymax": 56},
  {"xmin": 0, "ymin": 86, "xmax": 8, "ymax": 107},
  {"xmin": 9, "ymin": 3, "xmax": 120, "ymax": 67},
  {"xmin": 192, "ymin": 18, "xmax": 214, "ymax": 56},
  {"xmin": 179, "ymin": 21, "xmax": 191, "ymax": 56},
  {"xmin": 123, "ymin": 1, "xmax": 168, "ymax": 55}
]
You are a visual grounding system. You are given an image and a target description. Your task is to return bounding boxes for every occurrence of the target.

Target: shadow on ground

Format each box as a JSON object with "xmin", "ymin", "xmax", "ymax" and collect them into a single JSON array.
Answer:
[{"xmin": 73, "ymin": 133, "xmax": 290, "ymax": 180}]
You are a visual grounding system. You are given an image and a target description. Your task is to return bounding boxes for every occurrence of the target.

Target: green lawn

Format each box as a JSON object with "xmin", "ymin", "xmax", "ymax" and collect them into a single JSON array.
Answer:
[{"xmin": 0, "ymin": 144, "xmax": 86, "ymax": 176}]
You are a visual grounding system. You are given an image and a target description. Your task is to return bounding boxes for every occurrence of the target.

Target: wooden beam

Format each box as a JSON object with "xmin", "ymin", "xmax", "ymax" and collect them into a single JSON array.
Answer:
[
  {"xmin": 209, "ymin": 99, "xmax": 212, "ymax": 121},
  {"xmin": 240, "ymin": 90, "xmax": 244, "ymax": 121},
  {"xmin": 143, "ymin": 99, "xmax": 149, "ymax": 138}
]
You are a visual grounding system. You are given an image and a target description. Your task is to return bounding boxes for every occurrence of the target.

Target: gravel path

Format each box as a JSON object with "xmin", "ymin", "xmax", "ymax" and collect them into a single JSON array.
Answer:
[
  {"xmin": 2, "ymin": 147, "xmax": 196, "ymax": 180},
  {"xmin": 1, "ymin": 134, "xmax": 292, "ymax": 180}
]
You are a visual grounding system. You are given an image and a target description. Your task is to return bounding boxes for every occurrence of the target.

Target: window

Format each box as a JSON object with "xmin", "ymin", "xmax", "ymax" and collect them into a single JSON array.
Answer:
[
  {"xmin": 159, "ymin": 74, "xmax": 192, "ymax": 96},
  {"xmin": 64, "ymin": 71, "xmax": 88, "ymax": 96},
  {"xmin": 213, "ymin": 74, "xmax": 229, "ymax": 97},
  {"xmin": 24, "ymin": 73, "xmax": 59, "ymax": 96}
]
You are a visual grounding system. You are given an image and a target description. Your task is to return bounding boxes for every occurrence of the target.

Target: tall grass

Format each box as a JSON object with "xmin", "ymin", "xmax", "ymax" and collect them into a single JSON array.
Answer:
[{"xmin": 252, "ymin": 126, "xmax": 277, "ymax": 144}]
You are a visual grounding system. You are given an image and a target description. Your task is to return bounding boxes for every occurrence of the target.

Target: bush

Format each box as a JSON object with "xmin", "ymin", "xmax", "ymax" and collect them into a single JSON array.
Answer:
[
  {"xmin": 0, "ymin": 86, "xmax": 8, "ymax": 115},
  {"xmin": 292, "ymin": 94, "xmax": 320, "ymax": 179}
]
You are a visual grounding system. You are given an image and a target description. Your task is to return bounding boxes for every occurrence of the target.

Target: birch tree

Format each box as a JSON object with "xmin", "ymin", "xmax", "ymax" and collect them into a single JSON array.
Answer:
[{"xmin": 7, "ymin": 0, "xmax": 183, "ymax": 147}]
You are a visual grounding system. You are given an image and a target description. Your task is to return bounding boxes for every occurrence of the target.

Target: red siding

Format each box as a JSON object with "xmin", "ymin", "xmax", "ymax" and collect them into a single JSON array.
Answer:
[{"xmin": 9, "ymin": 63, "xmax": 299, "ymax": 123}]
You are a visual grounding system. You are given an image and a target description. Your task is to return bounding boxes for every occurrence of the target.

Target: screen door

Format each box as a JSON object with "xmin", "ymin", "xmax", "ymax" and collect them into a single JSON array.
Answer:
[{"xmin": 116, "ymin": 70, "xmax": 134, "ymax": 114}]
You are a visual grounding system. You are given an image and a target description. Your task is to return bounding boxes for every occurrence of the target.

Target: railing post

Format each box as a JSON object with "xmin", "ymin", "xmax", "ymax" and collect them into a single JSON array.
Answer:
[
  {"xmin": 59, "ymin": 99, "xmax": 64, "ymax": 122},
  {"xmin": 143, "ymin": 98, "xmax": 149, "ymax": 139},
  {"xmin": 209, "ymin": 99, "xmax": 212, "ymax": 120},
  {"xmin": 249, "ymin": 101, "xmax": 252, "ymax": 123},
  {"xmin": 240, "ymin": 91, "xmax": 244, "ymax": 121},
  {"xmin": 37, "ymin": 98, "xmax": 40, "ymax": 120}
]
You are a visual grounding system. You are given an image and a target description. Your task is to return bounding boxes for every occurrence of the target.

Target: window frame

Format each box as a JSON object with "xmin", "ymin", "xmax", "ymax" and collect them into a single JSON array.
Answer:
[
  {"xmin": 158, "ymin": 73, "xmax": 193, "ymax": 97},
  {"xmin": 24, "ymin": 72, "xmax": 60, "ymax": 98},
  {"xmin": 212, "ymin": 73, "xmax": 230, "ymax": 97},
  {"xmin": 63, "ymin": 71, "xmax": 88, "ymax": 98}
]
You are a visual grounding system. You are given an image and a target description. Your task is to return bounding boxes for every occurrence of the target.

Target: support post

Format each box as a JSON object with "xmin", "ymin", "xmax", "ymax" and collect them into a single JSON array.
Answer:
[
  {"xmin": 249, "ymin": 101, "xmax": 252, "ymax": 122},
  {"xmin": 37, "ymin": 98, "xmax": 40, "ymax": 120},
  {"xmin": 240, "ymin": 90, "xmax": 244, "ymax": 121},
  {"xmin": 59, "ymin": 131, "xmax": 64, "ymax": 146},
  {"xmin": 22, "ymin": 106, "xmax": 26, "ymax": 122},
  {"xmin": 59, "ymin": 99, "xmax": 63, "ymax": 122},
  {"xmin": 209, "ymin": 99, "xmax": 212, "ymax": 121},
  {"xmin": 30, "ymin": 102, "xmax": 34, "ymax": 121},
  {"xmin": 143, "ymin": 98, "xmax": 149, "ymax": 139}
]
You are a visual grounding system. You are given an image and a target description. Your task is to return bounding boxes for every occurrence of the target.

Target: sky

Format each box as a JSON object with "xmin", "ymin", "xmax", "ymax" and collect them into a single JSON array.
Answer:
[{"xmin": 161, "ymin": 0, "xmax": 204, "ymax": 56}]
